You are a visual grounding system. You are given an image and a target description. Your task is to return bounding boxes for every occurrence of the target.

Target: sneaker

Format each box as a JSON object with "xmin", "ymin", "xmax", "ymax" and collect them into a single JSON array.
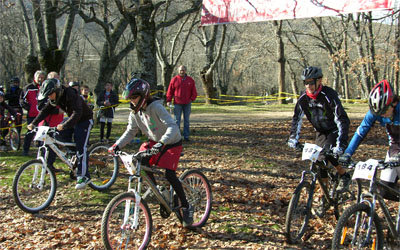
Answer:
[
  {"xmin": 75, "ymin": 176, "xmax": 91, "ymax": 190},
  {"xmin": 182, "ymin": 204, "xmax": 194, "ymax": 227},
  {"xmin": 337, "ymin": 172, "xmax": 351, "ymax": 192}
]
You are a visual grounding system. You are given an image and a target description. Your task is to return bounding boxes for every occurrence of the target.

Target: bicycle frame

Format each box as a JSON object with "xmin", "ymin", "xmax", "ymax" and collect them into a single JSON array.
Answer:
[
  {"xmin": 117, "ymin": 151, "xmax": 188, "ymax": 229},
  {"xmin": 299, "ymin": 161, "xmax": 338, "ymax": 210},
  {"xmin": 35, "ymin": 134, "xmax": 77, "ymax": 169},
  {"xmin": 357, "ymin": 175, "xmax": 400, "ymax": 242}
]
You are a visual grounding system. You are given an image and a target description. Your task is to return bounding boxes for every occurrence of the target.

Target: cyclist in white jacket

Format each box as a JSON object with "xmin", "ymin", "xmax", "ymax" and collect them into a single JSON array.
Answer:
[{"xmin": 108, "ymin": 78, "xmax": 194, "ymax": 227}]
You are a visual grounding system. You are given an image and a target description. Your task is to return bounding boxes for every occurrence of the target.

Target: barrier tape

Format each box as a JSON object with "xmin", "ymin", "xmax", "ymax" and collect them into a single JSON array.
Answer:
[{"xmin": 0, "ymin": 91, "xmax": 367, "ymax": 131}]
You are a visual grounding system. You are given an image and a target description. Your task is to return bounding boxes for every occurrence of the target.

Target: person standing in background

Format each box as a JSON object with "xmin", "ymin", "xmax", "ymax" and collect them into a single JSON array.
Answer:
[
  {"xmin": 81, "ymin": 85, "xmax": 95, "ymax": 110},
  {"xmin": 166, "ymin": 65, "xmax": 197, "ymax": 142},
  {"xmin": 96, "ymin": 82, "xmax": 119, "ymax": 143},
  {"xmin": 5, "ymin": 77, "xmax": 23, "ymax": 134},
  {"xmin": 21, "ymin": 70, "xmax": 45, "ymax": 156}
]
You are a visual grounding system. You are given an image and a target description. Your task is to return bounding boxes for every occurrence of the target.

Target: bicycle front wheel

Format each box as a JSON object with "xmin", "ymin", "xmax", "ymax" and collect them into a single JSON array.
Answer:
[
  {"xmin": 179, "ymin": 169, "xmax": 212, "ymax": 229},
  {"xmin": 285, "ymin": 181, "xmax": 313, "ymax": 244},
  {"xmin": 9, "ymin": 127, "xmax": 20, "ymax": 151},
  {"xmin": 101, "ymin": 192, "xmax": 152, "ymax": 250},
  {"xmin": 332, "ymin": 203, "xmax": 384, "ymax": 250},
  {"xmin": 335, "ymin": 179, "xmax": 362, "ymax": 220},
  {"xmin": 12, "ymin": 159, "xmax": 57, "ymax": 213},
  {"xmin": 87, "ymin": 143, "xmax": 119, "ymax": 191}
]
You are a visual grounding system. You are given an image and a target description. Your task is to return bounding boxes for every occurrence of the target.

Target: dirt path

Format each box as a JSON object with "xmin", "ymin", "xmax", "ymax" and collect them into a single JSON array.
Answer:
[{"xmin": 114, "ymin": 108, "xmax": 367, "ymax": 125}]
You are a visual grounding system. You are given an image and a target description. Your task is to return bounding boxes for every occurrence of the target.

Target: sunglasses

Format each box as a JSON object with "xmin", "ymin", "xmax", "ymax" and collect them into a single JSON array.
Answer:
[{"xmin": 303, "ymin": 79, "xmax": 318, "ymax": 86}]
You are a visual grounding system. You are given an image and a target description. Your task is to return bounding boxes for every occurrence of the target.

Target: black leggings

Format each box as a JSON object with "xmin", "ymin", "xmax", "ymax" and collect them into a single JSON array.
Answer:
[{"xmin": 146, "ymin": 169, "xmax": 189, "ymax": 208}]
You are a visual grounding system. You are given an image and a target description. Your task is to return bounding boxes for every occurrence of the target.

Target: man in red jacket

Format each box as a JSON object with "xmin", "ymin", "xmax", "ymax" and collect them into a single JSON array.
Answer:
[{"xmin": 166, "ymin": 65, "xmax": 197, "ymax": 142}]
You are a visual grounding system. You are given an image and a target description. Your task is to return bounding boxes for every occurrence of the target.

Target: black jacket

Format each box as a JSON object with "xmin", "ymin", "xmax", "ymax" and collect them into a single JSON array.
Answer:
[
  {"xmin": 5, "ymin": 86, "xmax": 23, "ymax": 109},
  {"xmin": 289, "ymin": 86, "xmax": 350, "ymax": 149},
  {"xmin": 0, "ymin": 101, "xmax": 17, "ymax": 119},
  {"xmin": 96, "ymin": 90, "xmax": 119, "ymax": 118},
  {"xmin": 32, "ymin": 86, "xmax": 93, "ymax": 129}
]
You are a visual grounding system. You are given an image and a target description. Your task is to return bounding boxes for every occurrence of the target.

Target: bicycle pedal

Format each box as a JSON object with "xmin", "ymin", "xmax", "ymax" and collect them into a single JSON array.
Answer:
[{"xmin": 159, "ymin": 204, "xmax": 170, "ymax": 218}]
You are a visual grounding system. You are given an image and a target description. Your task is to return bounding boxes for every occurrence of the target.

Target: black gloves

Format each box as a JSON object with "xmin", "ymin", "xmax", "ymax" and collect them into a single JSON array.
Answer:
[{"xmin": 151, "ymin": 142, "xmax": 164, "ymax": 154}]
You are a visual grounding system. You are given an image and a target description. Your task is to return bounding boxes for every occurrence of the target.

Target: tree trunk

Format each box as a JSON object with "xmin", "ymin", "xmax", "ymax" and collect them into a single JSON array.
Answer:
[
  {"xmin": 160, "ymin": 64, "xmax": 174, "ymax": 94},
  {"xmin": 200, "ymin": 68, "xmax": 216, "ymax": 104},
  {"xmin": 136, "ymin": 0, "xmax": 157, "ymax": 89},
  {"xmin": 274, "ymin": 20, "xmax": 287, "ymax": 104}
]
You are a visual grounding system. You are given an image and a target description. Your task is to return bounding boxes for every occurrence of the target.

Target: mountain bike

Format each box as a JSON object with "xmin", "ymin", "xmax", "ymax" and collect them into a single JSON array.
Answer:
[
  {"xmin": 12, "ymin": 126, "xmax": 119, "ymax": 213},
  {"xmin": 0, "ymin": 113, "xmax": 20, "ymax": 151},
  {"xmin": 285, "ymin": 143, "xmax": 362, "ymax": 244},
  {"xmin": 332, "ymin": 159, "xmax": 400, "ymax": 249},
  {"xmin": 101, "ymin": 149, "xmax": 212, "ymax": 249}
]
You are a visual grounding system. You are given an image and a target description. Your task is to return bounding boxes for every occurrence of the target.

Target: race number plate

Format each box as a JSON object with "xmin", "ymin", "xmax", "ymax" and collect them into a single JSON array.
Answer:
[
  {"xmin": 302, "ymin": 143, "xmax": 323, "ymax": 162},
  {"xmin": 120, "ymin": 154, "xmax": 135, "ymax": 175},
  {"xmin": 352, "ymin": 159, "xmax": 378, "ymax": 180},
  {"xmin": 34, "ymin": 126, "xmax": 50, "ymax": 142}
]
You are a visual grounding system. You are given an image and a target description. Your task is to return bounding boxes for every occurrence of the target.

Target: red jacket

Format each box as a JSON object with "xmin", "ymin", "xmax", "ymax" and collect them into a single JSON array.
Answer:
[
  {"xmin": 166, "ymin": 75, "xmax": 197, "ymax": 105},
  {"xmin": 21, "ymin": 83, "xmax": 39, "ymax": 118}
]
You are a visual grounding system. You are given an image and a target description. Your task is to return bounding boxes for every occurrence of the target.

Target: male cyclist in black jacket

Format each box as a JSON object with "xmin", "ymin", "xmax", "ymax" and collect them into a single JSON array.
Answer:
[
  {"xmin": 288, "ymin": 66, "xmax": 351, "ymax": 191},
  {"xmin": 27, "ymin": 79, "xmax": 94, "ymax": 189}
]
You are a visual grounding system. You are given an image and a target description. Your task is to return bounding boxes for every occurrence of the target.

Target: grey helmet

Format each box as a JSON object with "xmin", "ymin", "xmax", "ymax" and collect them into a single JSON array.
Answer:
[
  {"xmin": 301, "ymin": 66, "xmax": 323, "ymax": 81},
  {"xmin": 38, "ymin": 79, "xmax": 59, "ymax": 102}
]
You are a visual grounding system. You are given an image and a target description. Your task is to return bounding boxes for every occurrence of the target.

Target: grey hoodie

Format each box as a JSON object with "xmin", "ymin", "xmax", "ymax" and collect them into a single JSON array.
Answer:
[{"xmin": 116, "ymin": 99, "xmax": 181, "ymax": 148}]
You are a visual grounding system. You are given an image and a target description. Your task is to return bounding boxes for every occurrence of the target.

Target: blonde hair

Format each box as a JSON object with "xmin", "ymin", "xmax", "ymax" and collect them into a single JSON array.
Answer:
[{"xmin": 34, "ymin": 70, "xmax": 46, "ymax": 82}]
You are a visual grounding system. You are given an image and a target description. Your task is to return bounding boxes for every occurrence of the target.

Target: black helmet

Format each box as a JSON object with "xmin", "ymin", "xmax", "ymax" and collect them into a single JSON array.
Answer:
[
  {"xmin": 38, "ymin": 79, "xmax": 59, "ymax": 101},
  {"xmin": 69, "ymin": 81, "xmax": 80, "ymax": 87},
  {"xmin": 301, "ymin": 66, "xmax": 323, "ymax": 81},
  {"xmin": 122, "ymin": 78, "xmax": 150, "ymax": 113},
  {"xmin": 10, "ymin": 77, "xmax": 20, "ymax": 83}
]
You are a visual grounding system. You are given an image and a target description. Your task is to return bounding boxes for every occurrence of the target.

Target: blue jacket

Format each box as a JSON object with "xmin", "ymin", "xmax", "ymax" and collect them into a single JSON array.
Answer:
[{"xmin": 345, "ymin": 104, "xmax": 400, "ymax": 156}]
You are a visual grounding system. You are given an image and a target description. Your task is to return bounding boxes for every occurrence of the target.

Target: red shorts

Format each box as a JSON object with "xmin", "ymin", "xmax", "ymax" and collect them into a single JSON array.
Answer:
[{"xmin": 139, "ymin": 141, "xmax": 182, "ymax": 171}]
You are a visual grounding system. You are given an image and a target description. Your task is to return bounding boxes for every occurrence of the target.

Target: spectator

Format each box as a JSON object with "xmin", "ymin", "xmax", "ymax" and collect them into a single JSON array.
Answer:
[
  {"xmin": 21, "ymin": 70, "xmax": 45, "ymax": 156},
  {"xmin": 81, "ymin": 85, "xmax": 95, "ymax": 110},
  {"xmin": 0, "ymin": 91, "xmax": 17, "ymax": 150},
  {"xmin": 166, "ymin": 65, "xmax": 197, "ymax": 142},
  {"xmin": 69, "ymin": 81, "xmax": 80, "ymax": 92},
  {"xmin": 5, "ymin": 77, "xmax": 23, "ymax": 133},
  {"xmin": 96, "ymin": 82, "xmax": 119, "ymax": 143}
]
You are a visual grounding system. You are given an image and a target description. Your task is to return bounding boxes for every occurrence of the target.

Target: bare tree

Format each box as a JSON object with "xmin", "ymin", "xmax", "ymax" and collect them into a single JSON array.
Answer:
[
  {"xmin": 199, "ymin": 25, "xmax": 227, "ymax": 104},
  {"xmin": 155, "ymin": 9, "xmax": 199, "ymax": 93}
]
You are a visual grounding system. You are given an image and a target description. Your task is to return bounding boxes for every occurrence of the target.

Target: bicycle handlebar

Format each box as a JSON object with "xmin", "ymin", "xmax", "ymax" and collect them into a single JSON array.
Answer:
[
  {"xmin": 347, "ymin": 160, "xmax": 400, "ymax": 170},
  {"xmin": 114, "ymin": 149, "xmax": 157, "ymax": 161}
]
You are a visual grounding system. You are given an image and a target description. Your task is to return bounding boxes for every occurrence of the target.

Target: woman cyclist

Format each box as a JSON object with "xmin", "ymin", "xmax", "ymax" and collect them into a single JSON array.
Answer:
[{"xmin": 108, "ymin": 77, "xmax": 194, "ymax": 227}]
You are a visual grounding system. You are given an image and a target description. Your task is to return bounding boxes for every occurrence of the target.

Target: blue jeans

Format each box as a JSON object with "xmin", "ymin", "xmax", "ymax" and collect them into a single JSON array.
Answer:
[{"xmin": 174, "ymin": 103, "xmax": 191, "ymax": 139}]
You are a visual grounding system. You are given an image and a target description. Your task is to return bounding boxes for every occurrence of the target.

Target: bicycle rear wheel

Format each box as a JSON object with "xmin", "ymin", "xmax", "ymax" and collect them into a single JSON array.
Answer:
[
  {"xmin": 101, "ymin": 192, "xmax": 152, "ymax": 250},
  {"xmin": 87, "ymin": 143, "xmax": 119, "ymax": 191},
  {"xmin": 179, "ymin": 169, "xmax": 212, "ymax": 229},
  {"xmin": 9, "ymin": 127, "xmax": 20, "ymax": 151},
  {"xmin": 285, "ymin": 181, "xmax": 313, "ymax": 244},
  {"xmin": 332, "ymin": 203, "xmax": 384, "ymax": 250},
  {"xmin": 12, "ymin": 159, "xmax": 57, "ymax": 213}
]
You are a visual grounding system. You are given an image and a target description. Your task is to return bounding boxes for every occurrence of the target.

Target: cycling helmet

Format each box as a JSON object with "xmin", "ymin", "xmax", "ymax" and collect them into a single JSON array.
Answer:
[
  {"xmin": 10, "ymin": 77, "xmax": 20, "ymax": 83},
  {"xmin": 69, "ymin": 81, "xmax": 80, "ymax": 87},
  {"xmin": 0, "ymin": 91, "xmax": 4, "ymax": 97},
  {"xmin": 301, "ymin": 66, "xmax": 323, "ymax": 81},
  {"xmin": 122, "ymin": 78, "xmax": 150, "ymax": 113},
  {"xmin": 369, "ymin": 79, "xmax": 394, "ymax": 116},
  {"xmin": 38, "ymin": 79, "xmax": 59, "ymax": 101}
]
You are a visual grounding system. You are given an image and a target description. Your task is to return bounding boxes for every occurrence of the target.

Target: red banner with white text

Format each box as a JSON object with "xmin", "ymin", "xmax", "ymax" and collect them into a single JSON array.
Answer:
[{"xmin": 201, "ymin": 0, "xmax": 398, "ymax": 25}]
